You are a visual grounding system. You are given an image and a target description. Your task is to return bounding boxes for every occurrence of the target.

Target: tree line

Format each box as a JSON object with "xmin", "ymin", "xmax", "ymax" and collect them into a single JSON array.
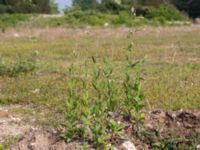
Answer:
[
  {"xmin": 0, "ymin": 0, "xmax": 58, "ymax": 14},
  {"xmin": 0, "ymin": 0, "xmax": 199, "ymax": 18},
  {"xmin": 72, "ymin": 0, "xmax": 200, "ymax": 18}
]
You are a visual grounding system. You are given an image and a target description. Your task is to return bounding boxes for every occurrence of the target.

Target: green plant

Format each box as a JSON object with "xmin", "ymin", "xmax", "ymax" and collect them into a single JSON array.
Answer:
[
  {"xmin": 9, "ymin": 55, "xmax": 37, "ymax": 77},
  {"xmin": 0, "ymin": 136, "xmax": 19, "ymax": 150},
  {"xmin": 63, "ymin": 39, "xmax": 145, "ymax": 148},
  {"xmin": 0, "ymin": 14, "xmax": 31, "ymax": 28},
  {"xmin": 152, "ymin": 138, "xmax": 177, "ymax": 150},
  {"xmin": 122, "ymin": 41, "xmax": 146, "ymax": 138},
  {"xmin": 0, "ymin": 52, "xmax": 38, "ymax": 77},
  {"xmin": 109, "ymin": 119, "xmax": 124, "ymax": 136},
  {"xmin": 0, "ymin": 58, "xmax": 7, "ymax": 76}
]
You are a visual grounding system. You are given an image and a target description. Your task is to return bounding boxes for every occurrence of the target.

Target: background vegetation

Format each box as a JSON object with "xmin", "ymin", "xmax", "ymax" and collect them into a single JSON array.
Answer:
[
  {"xmin": 0, "ymin": 0, "xmax": 199, "ymax": 29},
  {"xmin": 0, "ymin": 0, "xmax": 58, "ymax": 14}
]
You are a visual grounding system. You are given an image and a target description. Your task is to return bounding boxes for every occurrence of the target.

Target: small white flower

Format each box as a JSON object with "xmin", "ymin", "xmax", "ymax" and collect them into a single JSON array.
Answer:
[{"xmin": 31, "ymin": 88, "xmax": 40, "ymax": 94}]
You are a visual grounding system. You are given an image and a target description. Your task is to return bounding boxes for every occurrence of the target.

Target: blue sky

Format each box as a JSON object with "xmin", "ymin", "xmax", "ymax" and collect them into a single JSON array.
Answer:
[{"xmin": 55, "ymin": 0, "xmax": 72, "ymax": 11}]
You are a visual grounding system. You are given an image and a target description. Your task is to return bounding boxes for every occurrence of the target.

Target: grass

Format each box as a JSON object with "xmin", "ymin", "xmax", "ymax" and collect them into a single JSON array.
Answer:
[
  {"xmin": 0, "ymin": 26, "xmax": 199, "ymax": 110},
  {"xmin": 0, "ymin": 53, "xmax": 37, "ymax": 77},
  {"xmin": 0, "ymin": 136, "xmax": 19, "ymax": 150},
  {"xmin": 0, "ymin": 25, "xmax": 199, "ymax": 148},
  {"xmin": 151, "ymin": 136, "xmax": 199, "ymax": 150}
]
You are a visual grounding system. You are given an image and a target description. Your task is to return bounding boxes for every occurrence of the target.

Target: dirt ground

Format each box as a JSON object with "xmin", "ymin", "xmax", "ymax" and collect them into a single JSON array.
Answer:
[{"xmin": 1, "ymin": 105, "xmax": 200, "ymax": 150}]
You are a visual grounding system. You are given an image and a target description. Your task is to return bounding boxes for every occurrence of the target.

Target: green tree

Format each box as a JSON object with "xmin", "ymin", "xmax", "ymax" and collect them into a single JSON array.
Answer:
[
  {"xmin": 50, "ymin": 0, "xmax": 59, "ymax": 14},
  {"xmin": 97, "ymin": 0, "xmax": 135, "ymax": 14},
  {"xmin": 72, "ymin": 0, "xmax": 98, "ymax": 10},
  {"xmin": 0, "ymin": 0, "xmax": 58, "ymax": 14},
  {"xmin": 171, "ymin": 0, "xmax": 200, "ymax": 18}
]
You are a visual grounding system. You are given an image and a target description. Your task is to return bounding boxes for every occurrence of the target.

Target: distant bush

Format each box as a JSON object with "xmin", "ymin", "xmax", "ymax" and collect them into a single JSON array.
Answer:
[
  {"xmin": 0, "ymin": 54, "xmax": 37, "ymax": 77},
  {"xmin": 0, "ymin": 0, "xmax": 58, "ymax": 14},
  {"xmin": 0, "ymin": 4, "xmax": 7, "ymax": 14},
  {"xmin": 64, "ymin": 10, "xmax": 114, "ymax": 26},
  {"xmin": 0, "ymin": 14, "xmax": 31, "ymax": 28},
  {"xmin": 145, "ymin": 4, "xmax": 188, "ymax": 22},
  {"xmin": 0, "ymin": 6, "xmax": 190, "ymax": 29},
  {"xmin": 112, "ymin": 11, "xmax": 134, "ymax": 26}
]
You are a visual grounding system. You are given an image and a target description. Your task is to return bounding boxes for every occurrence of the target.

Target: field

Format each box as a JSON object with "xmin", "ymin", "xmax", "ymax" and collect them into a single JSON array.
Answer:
[{"xmin": 0, "ymin": 25, "xmax": 200, "ymax": 149}]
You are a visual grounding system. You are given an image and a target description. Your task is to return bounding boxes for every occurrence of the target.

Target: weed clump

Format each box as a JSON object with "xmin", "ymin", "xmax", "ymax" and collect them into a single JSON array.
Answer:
[
  {"xmin": 0, "ymin": 53, "xmax": 38, "ymax": 77},
  {"xmin": 63, "ymin": 39, "xmax": 145, "ymax": 148},
  {"xmin": 0, "ymin": 14, "xmax": 31, "ymax": 29}
]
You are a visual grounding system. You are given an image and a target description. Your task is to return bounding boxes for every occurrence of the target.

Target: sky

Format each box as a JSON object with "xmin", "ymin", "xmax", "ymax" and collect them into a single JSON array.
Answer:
[{"xmin": 55, "ymin": 0, "xmax": 72, "ymax": 11}]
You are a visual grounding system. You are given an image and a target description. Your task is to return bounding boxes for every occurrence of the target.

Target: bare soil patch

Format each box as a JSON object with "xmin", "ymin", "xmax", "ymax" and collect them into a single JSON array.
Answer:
[
  {"xmin": 10, "ymin": 129, "xmax": 82, "ymax": 150},
  {"xmin": 142, "ymin": 109, "xmax": 200, "ymax": 149},
  {"xmin": 0, "ymin": 109, "xmax": 198, "ymax": 150},
  {"xmin": 0, "ymin": 106, "xmax": 33, "ymax": 143}
]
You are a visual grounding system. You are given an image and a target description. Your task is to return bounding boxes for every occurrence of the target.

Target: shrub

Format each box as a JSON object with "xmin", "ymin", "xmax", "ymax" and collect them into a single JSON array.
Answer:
[
  {"xmin": 145, "ymin": 4, "xmax": 188, "ymax": 22},
  {"xmin": 113, "ymin": 11, "xmax": 134, "ymax": 26},
  {"xmin": 0, "ymin": 4, "xmax": 7, "ymax": 14},
  {"xmin": 0, "ymin": 14, "xmax": 31, "ymax": 29},
  {"xmin": 0, "ymin": 53, "xmax": 38, "ymax": 77},
  {"xmin": 64, "ymin": 10, "xmax": 113, "ymax": 26},
  {"xmin": 97, "ymin": 0, "xmax": 124, "ymax": 14}
]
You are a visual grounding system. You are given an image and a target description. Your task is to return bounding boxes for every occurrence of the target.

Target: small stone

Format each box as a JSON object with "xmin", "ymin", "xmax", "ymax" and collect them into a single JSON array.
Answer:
[
  {"xmin": 197, "ymin": 144, "xmax": 200, "ymax": 149},
  {"xmin": 0, "ymin": 111, "xmax": 9, "ymax": 118},
  {"xmin": 121, "ymin": 141, "xmax": 137, "ymax": 150},
  {"xmin": 10, "ymin": 116, "xmax": 21, "ymax": 122},
  {"xmin": 176, "ymin": 121, "xmax": 181, "ymax": 126},
  {"xmin": 13, "ymin": 33, "xmax": 20, "ymax": 38},
  {"xmin": 194, "ymin": 18, "xmax": 200, "ymax": 24},
  {"xmin": 145, "ymin": 123, "xmax": 153, "ymax": 130}
]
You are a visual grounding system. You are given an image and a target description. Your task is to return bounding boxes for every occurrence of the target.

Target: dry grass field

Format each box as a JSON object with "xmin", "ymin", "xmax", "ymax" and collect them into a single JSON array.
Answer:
[
  {"xmin": 1, "ymin": 26, "xmax": 200, "ymax": 109},
  {"xmin": 0, "ymin": 25, "xmax": 200, "ymax": 149}
]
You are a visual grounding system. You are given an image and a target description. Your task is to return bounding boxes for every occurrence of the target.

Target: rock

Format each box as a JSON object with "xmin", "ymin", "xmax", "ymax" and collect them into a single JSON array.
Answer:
[
  {"xmin": 0, "ymin": 111, "xmax": 9, "ymax": 118},
  {"xmin": 194, "ymin": 18, "xmax": 200, "ymax": 24},
  {"xmin": 197, "ymin": 144, "xmax": 200, "ymax": 149},
  {"xmin": 108, "ymin": 112, "xmax": 120, "ymax": 118},
  {"xmin": 121, "ymin": 141, "xmax": 137, "ymax": 150},
  {"xmin": 10, "ymin": 115, "xmax": 22, "ymax": 122},
  {"xmin": 13, "ymin": 33, "xmax": 20, "ymax": 38}
]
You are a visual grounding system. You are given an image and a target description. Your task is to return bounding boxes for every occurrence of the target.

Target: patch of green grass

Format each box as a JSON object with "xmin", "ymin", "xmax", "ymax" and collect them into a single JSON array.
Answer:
[
  {"xmin": 152, "ymin": 134, "xmax": 199, "ymax": 150},
  {"xmin": 0, "ymin": 53, "xmax": 38, "ymax": 77},
  {"xmin": 10, "ymin": 108, "xmax": 34, "ymax": 115},
  {"xmin": 0, "ymin": 26, "xmax": 199, "ymax": 117},
  {"xmin": 0, "ymin": 136, "xmax": 19, "ymax": 150},
  {"xmin": 143, "ymin": 62, "xmax": 200, "ymax": 110}
]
